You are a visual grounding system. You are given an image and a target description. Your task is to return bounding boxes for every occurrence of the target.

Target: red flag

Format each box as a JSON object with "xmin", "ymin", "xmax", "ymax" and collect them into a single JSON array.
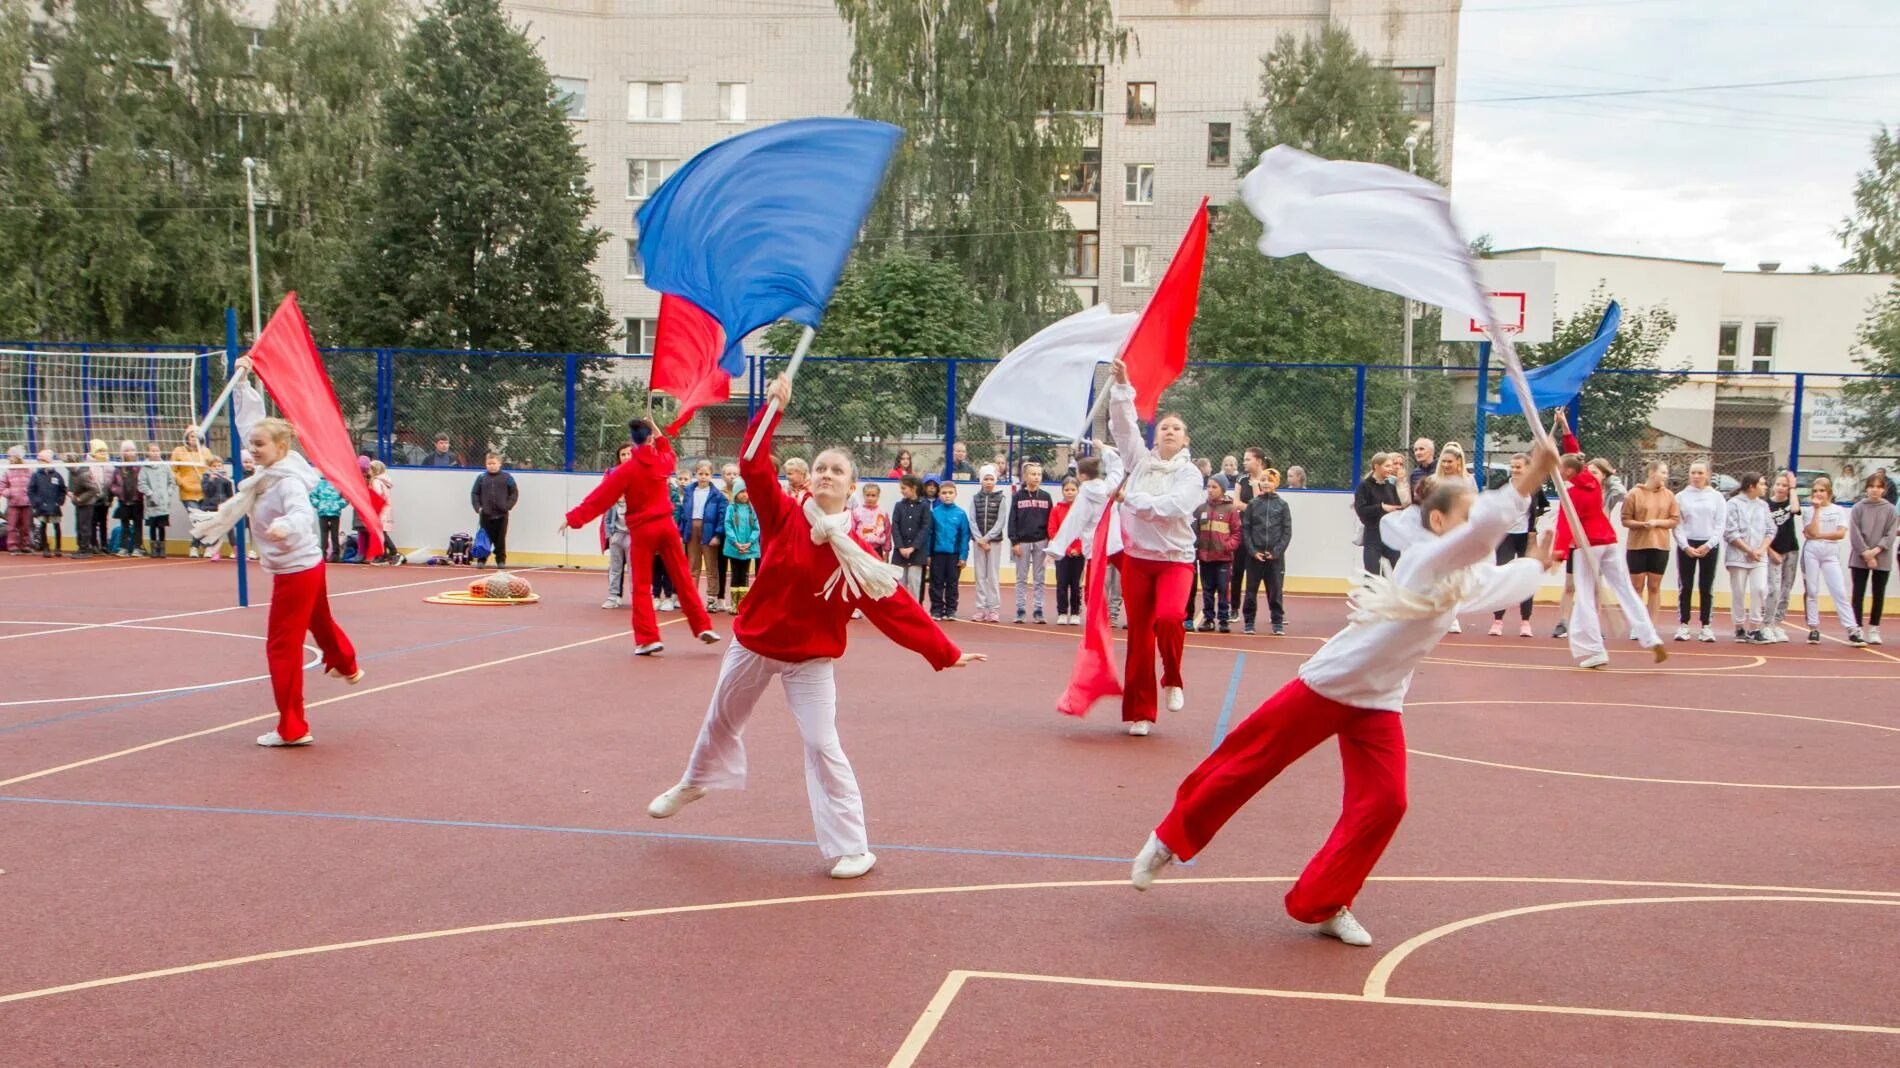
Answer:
[
  {"xmin": 1119, "ymin": 197, "xmax": 1209, "ymax": 420},
  {"xmin": 650, "ymin": 294, "xmax": 731, "ymax": 436},
  {"xmin": 246, "ymin": 294, "xmax": 387, "ymax": 559},
  {"xmin": 1055, "ymin": 514, "xmax": 1123, "ymax": 717}
]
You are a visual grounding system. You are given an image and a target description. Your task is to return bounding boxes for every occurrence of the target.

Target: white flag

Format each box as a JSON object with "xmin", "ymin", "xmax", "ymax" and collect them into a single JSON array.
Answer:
[
  {"xmin": 1241, "ymin": 145, "xmax": 1492, "ymax": 333},
  {"xmin": 968, "ymin": 304, "xmax": 1138, "ymax": 439}
]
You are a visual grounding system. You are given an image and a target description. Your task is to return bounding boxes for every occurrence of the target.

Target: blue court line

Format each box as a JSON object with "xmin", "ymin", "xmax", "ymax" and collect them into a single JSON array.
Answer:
[
  {"xmin": 1209, "ymin": 651, "xmax": 1248, "ymax": 751},
  {"xmin": 0, "ymin": 626, "xmax": 532, "ymax": 737},
  {"xmin": 0, "ymin": 795, "xmax": 1133, "ymax": 866}
]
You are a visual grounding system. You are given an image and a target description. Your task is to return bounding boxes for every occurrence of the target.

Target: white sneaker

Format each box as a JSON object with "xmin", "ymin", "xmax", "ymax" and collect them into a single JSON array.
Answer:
[
  {"xmin": 1447, "ymin": 619, "xmax": 1462, "ymax": 634},
  {"xmin": 1127, "ymin": 720, "xmax": 1152, "ymax": 736},
  {"xmin": 1871, "ymin": 627, "xmax": 1884, "ymax": 646},
  {"xmin": 1316, "ymin": 907, "xmax": 1373, "ymax": 947},
  {"xmin": 1130, "ymin": 832, "xmax": 1174, "ymax": 891},
  {"xmin": 256, "ymin": 730, "xmax": 313, "ymax": 747},
  {"xmin": 829, "ymin": 851, "xmax": 877, "ymax": 879},
  {"xmin": 697, "ymin": 629, "xmax": 722, "ymax": 644},
  {"xmin": 1674, "ymin": 625, "xmax": 1691, "ymax": 642},
  {"xmin": 1579, "ymin": 652, "xmax": 1610, "ymax": 669},
  {"xmin": 647, "ymin": 783, "xmax": 706, "ymax": 818},
  {"xmin": 1697, "ymin": 626, "xmax": 1716, "ymax": 643},
  {"xmin": 601, "ymin": 597, "xmax": 621, "ymax": 609},
  {"xmin": 634, "ymin": 642, "xmax": 665, "ymax": 656},
  {"xmin": 660, "ymin": 597, "xmax": 678, "ymax": 611},
  {"xmin": 324, "ymin": 666, "xmax": 365, "ymax": 685},
  {"xmin": 1164, "ymin": 686, "xmax": 1185, "ymax": 712},
  {"xmin": 1768, "ymin": 625, "xmax": 1787, "ymax": 643}
]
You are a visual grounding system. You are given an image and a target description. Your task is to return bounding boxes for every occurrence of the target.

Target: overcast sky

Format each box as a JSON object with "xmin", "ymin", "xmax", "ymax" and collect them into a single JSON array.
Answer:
[{"xmin": 1448, "ymin": 0, "xmax": 1900, "ymax": 270}]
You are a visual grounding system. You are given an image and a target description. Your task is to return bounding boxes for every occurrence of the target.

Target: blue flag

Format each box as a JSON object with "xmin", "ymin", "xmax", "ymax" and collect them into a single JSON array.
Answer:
[
  {"xmin": 1482, "ymin": 301, "xmax": 1621, "ymax": 416},
  {"xmin": 635, "ymin": 118, "xmax": 904, "ymax": 376}
]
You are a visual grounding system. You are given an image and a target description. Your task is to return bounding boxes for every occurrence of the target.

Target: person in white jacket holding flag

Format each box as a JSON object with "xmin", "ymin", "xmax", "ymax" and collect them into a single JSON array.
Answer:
[
  {"xmin": 1104, "ymin": 360, "xmax": 1206, "ymax": 735},
  {"xmin": 1049, "ymin": 443, "xmax": 1126, "ymax": 623},
  {"xmin": 191, "ymin": 357, "xmax": 365, "ymax": 747}
]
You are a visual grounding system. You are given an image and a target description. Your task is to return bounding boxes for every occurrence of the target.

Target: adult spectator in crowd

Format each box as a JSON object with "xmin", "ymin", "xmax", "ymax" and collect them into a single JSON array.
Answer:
[
  {"xmin": 1355, "ymin": 452, "xmax": 1403, "ymax": 575},
  {"xmin": 1408, "ymin": 437, "xmax": 1436, "ymax": 497},
  {"xmin": 948, "ymin": 441, "xmax": 975, "ymax": 480},
  {"xmin": 424, "ymin": 433, "xmax": 460, "ymax": 468}
]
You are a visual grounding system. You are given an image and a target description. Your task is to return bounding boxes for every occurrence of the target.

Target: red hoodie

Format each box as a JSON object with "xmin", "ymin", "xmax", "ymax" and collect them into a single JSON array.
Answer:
[
  {"xmin": 1551, "ymin": 429, "xmax": 1617, "ymax": 557},
  {"xmin": 566, "ymin": 435, "xmax": 680, "ymax": 532}
]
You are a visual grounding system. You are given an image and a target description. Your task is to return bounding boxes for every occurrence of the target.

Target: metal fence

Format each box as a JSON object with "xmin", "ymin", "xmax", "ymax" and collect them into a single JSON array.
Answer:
[{"xmin": 4, "ymin": 339, "xmax": 1896, "ymax": 489}]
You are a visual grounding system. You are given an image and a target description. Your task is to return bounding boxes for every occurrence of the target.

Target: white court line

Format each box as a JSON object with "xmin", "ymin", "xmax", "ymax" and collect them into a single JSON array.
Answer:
[{"xmin": 0, "ymin": 623, "xmax": 321, "ymax": 707}]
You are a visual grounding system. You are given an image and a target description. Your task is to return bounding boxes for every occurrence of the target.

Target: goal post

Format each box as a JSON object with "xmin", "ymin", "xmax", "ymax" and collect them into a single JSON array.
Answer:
[{"xmin": 0, "ymin": 346, "xmax": 214, "ymax": 459}]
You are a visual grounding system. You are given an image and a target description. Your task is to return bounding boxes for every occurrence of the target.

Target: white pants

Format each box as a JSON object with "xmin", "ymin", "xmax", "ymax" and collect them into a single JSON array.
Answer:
[
  {"xmin": 682, "ymin": 641, "xmax": 865, "ymax": 859},
  {"xmin": 1568, "ymin": 544, "xmax": 1660, "ymax": 659},
  {"xmin": 971, "ymin": 540, "xmax": 1005, "ymax": 614},
  {"xmin": 1802, "ymin": 548, "xmax": 1854, "ymax": 631},
  {"xmin": 1727, "ymin": 565, "xmax": 1768, "ymax": 630},
  {"xmin": 1014, "ymin": 540, "xmax": 1048, "ymax": 615}
]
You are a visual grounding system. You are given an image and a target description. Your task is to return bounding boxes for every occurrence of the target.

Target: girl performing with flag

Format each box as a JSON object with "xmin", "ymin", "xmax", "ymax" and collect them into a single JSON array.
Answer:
[
  {"xmin": 645, "ymin": 374, "xmax": 986, "ymax": 879},
  {"xmin": 1130, "ymin": 439, "xmax": 1562, "ymax": 947},
  {"xmin": 561, "ymin": 419, "xmax": 721, "ymax": 655},
  {"xmin": 192, "ymin": 357, "xmax": 363, "ymax": 747},
  {"xmin": 1104, "ymin": 360, "xmax": 1206, "ymax": 734}
]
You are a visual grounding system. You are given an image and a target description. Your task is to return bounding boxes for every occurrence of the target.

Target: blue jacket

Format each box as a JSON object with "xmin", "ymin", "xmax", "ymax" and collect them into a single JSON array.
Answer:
[
  {"xmin": 723, "ymin": 500, "xmax": 760, "ymax": 560},
  {"xmin": 674, "ymin": 482, "xmax": 729, "ymax": 544},
  {"xmin": 929, "ymin": 499, "xmax": 971, "ymax": 559}
]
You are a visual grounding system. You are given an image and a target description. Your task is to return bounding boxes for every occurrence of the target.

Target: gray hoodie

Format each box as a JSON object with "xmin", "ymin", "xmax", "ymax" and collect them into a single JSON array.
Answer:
[{"xmin": 1848, "ymin": 497, "xmax": 1897, "ymax": 571}]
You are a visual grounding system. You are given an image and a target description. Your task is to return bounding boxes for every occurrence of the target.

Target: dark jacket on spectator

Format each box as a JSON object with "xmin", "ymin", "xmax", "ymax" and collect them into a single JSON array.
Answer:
[
  {"xmin": 28, "ymin": 468, "xmax": 67, "ymax": 516},
  {"xmin": 68, "ymin": 463, "xmax": 105, "ymax": 508},
  {"xmin": 470, "ymin": 470, "xmax": 519, "ymax": 519},
  {"xmin": 1007, "ymin": 485, "xmax": 1054, "ymax": 543},
  {"xmin": 891, "ymin": 496, "xmax": 934, "ymax": 559},
  {"xmin": 1243, "ymin": 490, "xmax": 1292, "ymax": 560}
]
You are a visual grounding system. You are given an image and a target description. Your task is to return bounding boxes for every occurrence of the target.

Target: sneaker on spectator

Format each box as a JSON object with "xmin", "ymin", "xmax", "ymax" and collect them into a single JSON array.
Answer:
[
  {"xmin": 1552, "ymin": 622, "xmax": 1568, "ymax": 639},
  {"xmin": 1487, "ymin": 620, "xmax": 1504, "ymax": 637},
  {"xmin": 1674, "ymin": 625, "xmax": 1691, "ymax": 642},
  {"xmin": 1870, "ymin": 626, "xmax": 1884, "ymax": 646},
  {"xmin": 1697, "ymin": 626, "xmax": 1716, "ymax": 643},
  {"xmin": 1518, "ymin": 621, "xmax": 1535, "ymax": 638},
  {"xmin": 602, "ymin": 597, "xmax": 621, "ymax": 609},
  {"xmin": 1807, "ymin": 628, "xmax": 1821, "ymax": 644},
  {"xmin": 1272, "ymin": 623, "xmax": 1285, "ymax": 636}
]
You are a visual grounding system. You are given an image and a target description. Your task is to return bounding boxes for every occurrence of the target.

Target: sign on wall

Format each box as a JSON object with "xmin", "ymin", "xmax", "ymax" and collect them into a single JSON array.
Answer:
[
  {"xmin": 1439, "ymin": 259, "xmax": 1557, "ymax": 344},
  {"xmin": 1806, "ymin": 393, "xmax": 1855, "ymax": 443}
]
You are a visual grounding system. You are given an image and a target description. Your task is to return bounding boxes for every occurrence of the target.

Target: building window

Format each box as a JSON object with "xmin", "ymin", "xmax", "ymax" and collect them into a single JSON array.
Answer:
[
  {"xmin": 625, "ymin": 318, "xmax": 658, "ymax": 356},
  {"xmin": 1121, "ymin": 245, "xmax": 1152, "ymax": 287},
  {"xmin": 1125, "ymin": 82, "xmax": 1156, "ymax": 124},
  {"xmin": 1061, "ymin": 231, "xmax": 1100, "ymax": 279},
  {"xmin": 626, "ymin": 234, "xmax": 643, "ymax": 280},
  {"xmin": 552, "ymin": 77, "xmax": 587, "ymax": 120},
  {"xmin": 1717, "ymin": 322, "xmax": 1740, "ymax": 371},
  {"xmin": 1123, "ymin": 163, "xmax": 1154, "ymax": 205},
  {"xmin": 1207, "ymin": 123, "xmax": 1231, "ymax": 167},
  {"xmin": 1393, "ymin": 67, "xmax": 1435, "ymax": 117},
  {"xmin": 1751, "ymin": 323, "xmax": 1777, "ymax": 372},
  {"xmin": 629, "ymin": 81, "xmax": 683, "ymax": 122},
  {"xmin": 627, "ymin": 158, "xmax": 677, "ymax": 199},
  {"xmin": 1055, "ymin": 148, "xmax": 1101, "ymax": 197},
  {"xmin": 718, "ymin": 82, "xmax": 748, "ymax": 122},
  {"xmin": 241, "ymin": 26, "xmax": 269, "ymax": 69}
]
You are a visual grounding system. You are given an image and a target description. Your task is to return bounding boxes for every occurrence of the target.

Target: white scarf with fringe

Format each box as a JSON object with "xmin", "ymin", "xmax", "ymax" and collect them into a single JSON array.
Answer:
[
  {"xmin": 1345, "ymin": 561, "xmax": 1486, "ymax": 625},
  {"xmin": 189, "ymin": 464, "xmax": 292, "ymax": 546},
  {"xmin": 804, "ymin": 497, "xmax": 902, "ymax": 601},
  {"xmin": 1126, "ymin": 446, "xmax": 1194, "ymax": 499}
]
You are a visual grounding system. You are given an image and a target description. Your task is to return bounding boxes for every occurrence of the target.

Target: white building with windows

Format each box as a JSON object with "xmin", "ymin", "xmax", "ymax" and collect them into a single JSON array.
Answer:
[{"xmin": 1492, "ymin": 247, "xmax": 1894, "ymax": 473}]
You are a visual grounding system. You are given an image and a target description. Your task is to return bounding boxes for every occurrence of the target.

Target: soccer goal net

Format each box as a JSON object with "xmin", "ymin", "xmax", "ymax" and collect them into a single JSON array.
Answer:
[{"xmin": 0, "ymin": 349, "xmax": 211, "ymax": 460}]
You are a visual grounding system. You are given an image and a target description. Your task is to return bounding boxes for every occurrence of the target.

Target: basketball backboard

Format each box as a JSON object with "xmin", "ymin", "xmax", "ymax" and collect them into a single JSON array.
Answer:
[{"xmin": 1438, "ymin": 259, "xmax": 1556, "ymax": 344}]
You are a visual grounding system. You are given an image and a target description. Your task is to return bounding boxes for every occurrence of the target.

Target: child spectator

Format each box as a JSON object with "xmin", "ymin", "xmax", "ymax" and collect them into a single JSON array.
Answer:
[
  {"xmin": 82, "ymin": 440, "xmax": 112, "ymax": 554},
  {"xmin": 1050, "ymin": 477, "xmax": 1085, "ymax": 625},
  {"xmin": 782, "ymin": 456, "xmax": 810, "ymax": 500},
  {"xmin": 470, "ymin": 451, "xmax": 519, "ymax": 569},
  {"xmin": 1241, "ymin": 468, "xmax": 1293, "ymax": 635},
  {"xmin": 112, "ymin": 440, "xmax": 145, "ymax": 556},
  {"xmin": 1193, "ymin": 478, "xmax": 1243, "ymax": 633},
  {"xmin": 598, "ymin": 443, "xmax": 634, "ymax": 609},
  {"xmin": 172, "ymin": 426, "xmax": 211, "ymax": 556},
  {"xmin": 921, "ymin": 472, "xmax": 942, "ymax": 505},
  {"xmin": 28, "ymin": 452, "xmax": 67, "ymax": 557},
  {"xmin": 1847, "ymin": 473, "xmax": 1897, "ymax": 646},
  {"xmin": 721, "ymin": 461, "xmax": 741, "ymax": 497},
  {"xmin": 888, "ymin": 449, "xmax": 915, "ymax": 480},
  {"xmin": 890, "ymin": 473, "xmax": 933, "ymax": 600},
  {"xmin": 139, "ymin": 442, "xmax": 177, "ymax": 558},
  {"xmin": 969, "ymin": 464, "xmax": 1009, "ymax": 622},
  {"xmin": 199, "ymin": 456, "xmax": 234, "ymax": 560},
  {"xmin": 675, "ymin": 459, "xmax": 729, "ymax": 611},
  {"xmin": 851, "ymin": 482, "xmax": 891, "ymax": 560},
  {"xmin": 722, "ymin": 476, "xmax": 760, "ymax": 610},
  {"xmin": 67, "ymin": 450, "xmax": 105, "ymax": 559},
  {"xmin": 928, "ymin": 480, "xmax": 972, "ymax": 620},
  {"xmin": 310, "ymin": 477, "xmax": 347, "ymax": 562},
  {"xmin": 368, "ymin": 461, "xmax": 398, "ymax": 564},
  {"xmin": 653, "ymin": 471, "xmax": 686, "ymax": 611},
  {"xmin": 1008, "ymin": 461, "xmax": 1054, "ymax": 624},
  {"xmin": 3, "ymin": 446, "xmax": 30, "ymax": 554}
]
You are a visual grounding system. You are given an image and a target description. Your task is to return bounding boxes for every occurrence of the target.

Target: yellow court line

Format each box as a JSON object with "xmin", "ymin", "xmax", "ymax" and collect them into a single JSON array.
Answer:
[
  {"xmin": 1404, "ymin": 749, "xmax": 1900, "ymax": 790},
  {"xmin": 1362, "ymin": 895, "xmax": 1900, "ymax": 999},
  {"xmin": 1409, "ymin": 699, "xmax": 1900, "ymax": 735},
  {"xmin": 0, "ymin": 623, "xmax": 649, "ymax": 789},
  {"xmin": 0, "ymin": 561, "xmax": 162, "ymax": 582},
  {"xmin": 1819, "ymin": 629, "xmax": 1900, "ymax": 665},
  {"xmin": 887, "ymin": 963, "xmax": 1900, "ymax": 1066},
  {"xmin": 4, "ymin": 875, "xmax": 1897, "ymax": 1009},
  {"xmin": 1421, "ymin": 654, "xmax": 1765, "ymax": 674}
]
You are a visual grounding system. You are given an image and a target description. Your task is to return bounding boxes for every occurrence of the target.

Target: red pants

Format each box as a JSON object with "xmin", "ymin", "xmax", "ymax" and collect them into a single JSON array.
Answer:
[
  {"xmin": 627, "ymin": 518, "xmax": 714, "ymax": 645},
  {"xmin": 267, "ymin": 562, "xmax": 357, "ymax": 742},
  {"xmin": 1156, "ymin": 678, "xmax": 1407, "ymax": 923},
  {"xmin": 1119, "ymin": 555, "xmax": 1193, "ymax": 723}
]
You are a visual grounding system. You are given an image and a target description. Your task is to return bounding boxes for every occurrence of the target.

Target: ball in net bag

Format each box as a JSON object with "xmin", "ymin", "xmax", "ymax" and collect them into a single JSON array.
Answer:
[{"xmin": 469, "ymin": 572, "xmax": 535, "ymax": 599}]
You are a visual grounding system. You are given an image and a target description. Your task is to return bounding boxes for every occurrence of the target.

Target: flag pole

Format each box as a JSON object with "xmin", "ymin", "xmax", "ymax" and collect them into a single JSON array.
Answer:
[{"xmin": 742, "ymin": 325, "xmax": 814, "ymax": 461}]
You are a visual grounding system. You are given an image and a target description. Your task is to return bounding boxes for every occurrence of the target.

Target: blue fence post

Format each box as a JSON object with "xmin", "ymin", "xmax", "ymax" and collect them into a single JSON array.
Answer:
[
  {"xmin": 942, "ymin": 358, "xmax": 958, "ymax": 477},
  {"xmin": 1788, "ymin": 373, "xmax": 1805, "ymax": 473},
  {"xmin": 1566, "ymin": 394, "xmax": 1582, "ymax": 438},
  {"xmin": 1473, "ymin": 340, "xmax": 1491, "ymax": 476},
  {"xmin": 196, "ymin": 348, "xmax": 211, "ymax": 426},
  {"xmin": 745, "ymin": 351, "xmax": 759, "ymax": 420},
  {"xmin": 563, "ymin": 353, "xmax": 578, "ymax": 472},
  {"xmin": 1351, "ymin": 364, "xmax": 1366, "ymax": 487},
  {"xmin": 224, "ymin": 308, "xmax": 249, "ymax": 608},
  {"xmin": 374, "ymin": 349, "xmax": 393, "ymax": 464}
]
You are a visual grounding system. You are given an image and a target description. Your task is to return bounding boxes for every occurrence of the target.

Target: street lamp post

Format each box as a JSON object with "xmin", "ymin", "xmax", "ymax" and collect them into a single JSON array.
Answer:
[
  {"xmin": 242, "ymin": 157, "xmax": 262, "ymax": 338},
  {"xmin": 1400, "ymin": 134, "xmax": 1419, "ymax": 446}
]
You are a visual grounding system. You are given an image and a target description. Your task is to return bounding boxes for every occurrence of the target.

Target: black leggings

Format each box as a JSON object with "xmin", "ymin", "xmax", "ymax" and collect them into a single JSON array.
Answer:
[
  {"xmin": 320, "ymin": 515, "xmax": 343, "ymax": 560},
  {"xmin": 1055, "ymin": 555, "xmax": 1084, "ymax": 615},
  {"xmin": 1241, "ymin": 556, "xmax": 1285, "ymax": 627},
  {"xmin": 1851, "ymin": 567, "xmax": 1889, "ymax": 627},
  {"xmin": 726, "ymin": 556, "xmax": 752, "ymax": 592},
  {"xmin": 1677, "ymin": 540, "xmax": 1720, "ymax": 625},
  {"xmin": 1494, "ymin": 532, "xmax": 1534, "ymax": 621},
  {"xmin": 1361, "ymin": 540, "xmax": 1398, "ymax": 576},
  {"xmin": 652, "ymin": 555, "xmax": 674, "ymax": 597},
  {"xmin": 478, "ymin": 515, "xmax": 509, "ymax": 565}
]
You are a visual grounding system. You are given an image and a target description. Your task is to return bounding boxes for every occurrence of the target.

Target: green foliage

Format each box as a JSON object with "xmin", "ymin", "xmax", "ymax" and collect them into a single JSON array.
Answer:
[
  {"xmin": 1242, "ymin": 25, "xmax": 1435, "ymax": 179},
  {"xmin": 1843, "ymin": 282, "xmax": 1900, "ymax": 457},
  {"xmin": 1838, "ymin": 126, "xmax": 1900, "ymax": 273},
  {"xmin": 763, "ymin": 246, "xmax": 999, "ymax": 471},
  {"xmin": 0, "ymin": 2, "xmax": 51, "ymax": 337},
  {"xmin": 837, "ymin": 0, "xmax": 1125, "ymax": 344}
]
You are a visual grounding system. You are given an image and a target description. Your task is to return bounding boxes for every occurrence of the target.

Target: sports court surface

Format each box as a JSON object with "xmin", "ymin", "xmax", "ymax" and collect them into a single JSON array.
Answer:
[{"xmin": 2, "ymin": 555, "xmax": 1896, "ymax": 1066}]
